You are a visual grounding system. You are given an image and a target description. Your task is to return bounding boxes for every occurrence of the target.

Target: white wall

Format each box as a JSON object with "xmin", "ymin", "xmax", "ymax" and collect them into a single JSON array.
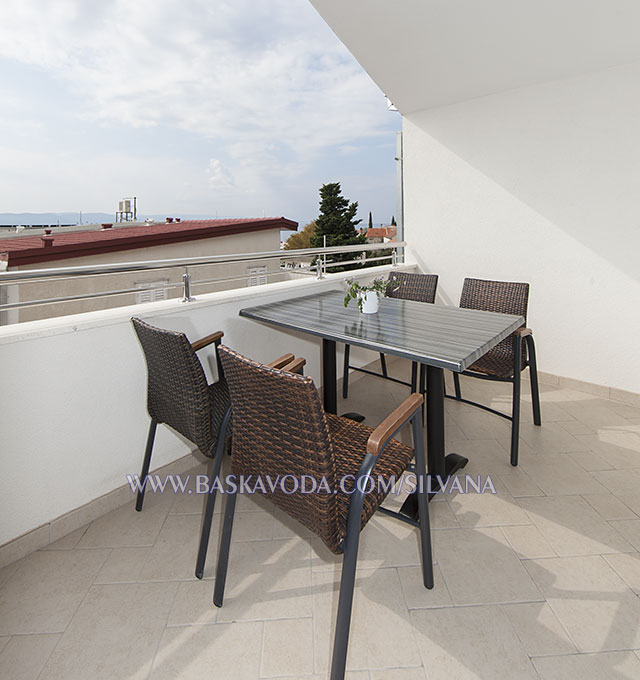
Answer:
[
  {"xmin": 0, "ymin": 265, "xmax": 402, "ymax": 546},
  {"xmin": 403, "ymin": 61, "xmax": 640, "ymax": 394}
]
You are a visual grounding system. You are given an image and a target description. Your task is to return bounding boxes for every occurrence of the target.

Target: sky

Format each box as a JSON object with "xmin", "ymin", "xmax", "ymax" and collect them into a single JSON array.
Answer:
[{"xmin": 0, "ymin": 0, "xmax": 400, "ymax": 228}]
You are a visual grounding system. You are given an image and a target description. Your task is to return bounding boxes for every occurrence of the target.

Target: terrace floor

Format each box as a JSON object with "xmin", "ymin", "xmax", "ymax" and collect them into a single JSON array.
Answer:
[{"xmin": 1, "ymin": 359, "xmax": 640, "ymax": 679}]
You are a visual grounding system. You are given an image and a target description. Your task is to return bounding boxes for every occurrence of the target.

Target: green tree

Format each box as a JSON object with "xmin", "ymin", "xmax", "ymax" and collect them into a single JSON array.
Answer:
[
  {"xmin": 311, "ymin": 183, "xmax": 364, "ymax": 248},
  {"xmin": 284, "ymin": 220, "xmax": 317, "ymax": 250},
  {"xmin": 391, "ymin": 215, "xmax": 397, "ymax": 226},
  {"xmin": 368, "ymin": 211, "xmax": 373, "ymax": 229},
  {"xmin": 311, "ymin": 182, "xmax": 366, "ymax": 271}
]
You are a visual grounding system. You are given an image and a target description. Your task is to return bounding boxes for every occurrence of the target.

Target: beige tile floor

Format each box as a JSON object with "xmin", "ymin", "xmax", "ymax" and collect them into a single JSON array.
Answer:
[{"xmin": 1, "ymin": 360, "xmax": 640, "ymax": 679}]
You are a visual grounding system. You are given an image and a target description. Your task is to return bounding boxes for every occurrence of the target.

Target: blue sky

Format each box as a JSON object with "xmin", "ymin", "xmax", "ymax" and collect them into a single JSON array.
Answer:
[{"xmin": 0, "ymin": 0, "xmax": 399, "ymax": 228}]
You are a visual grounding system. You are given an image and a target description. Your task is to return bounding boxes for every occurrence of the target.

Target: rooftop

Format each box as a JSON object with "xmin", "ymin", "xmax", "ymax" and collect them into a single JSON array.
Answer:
[
  {"xmin": 0, "ymin": 217, "xmax": 297, "ymax": 267},
  {"xmin": 366, "ymin": 226, "xmax": 397, "ymax": 240}
]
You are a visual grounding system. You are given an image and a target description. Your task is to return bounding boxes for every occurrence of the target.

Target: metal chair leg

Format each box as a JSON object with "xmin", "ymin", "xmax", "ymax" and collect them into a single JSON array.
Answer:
[
  {"xmin": 410, "ymin": 362, "xmax": 418, "ymax": 393},
  {"xmin": 419, "ymin": 364, "xmax": 427, "ymax": 420},
  {"xmin": 195, "ymin": 409, "xmax": 231, "ymax": 579},
  {"xmin": 135, "ymin": 419, "xmax": 157, "ymax": 511},
  {"xmin": 330, "ymin": 517, "xmax": 363, "ymax": 679},
  {"xmin": 342, "ymin": 344, "xmax": 351, "ymax": 399},
  {"xmin": 330, "ymin": 537, "xmax": 359, "ymax": 680},
  {"xmin": 379, "ymin": 353, "xmax": 388, "ymax": 377},
  {"xmin": 510, "ymin": 337, "xmax": 523, "ymax": 467},
  {"xmin": 525, "ymin": 335, "xmax": 542, "ymax": 427},
  {"xmin": 453, "ymin": 372, "xmax": 462, "ymax": 400},
  {"xmin": 411, "ymin": 414, "xmax": 434, "ymax": 589},
  {"xmin": 213, "ymin": 483, "xmax": 238, "ymax": 607}
]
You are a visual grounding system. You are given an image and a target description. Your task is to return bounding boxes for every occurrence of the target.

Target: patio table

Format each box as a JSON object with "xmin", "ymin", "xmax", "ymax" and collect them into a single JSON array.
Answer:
[{"xmin": 239, "ymin": 289, "xmax": 524, "ymax": 516}]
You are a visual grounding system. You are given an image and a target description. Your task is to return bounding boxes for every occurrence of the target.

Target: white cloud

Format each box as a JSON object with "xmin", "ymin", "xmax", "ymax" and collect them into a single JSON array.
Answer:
[
  {"xmin": 0, "ymin": 0, "xmax": 399, "ymax": 222},
  {"xmin": 206, "ymin": 158, "xmax": 236, "ymax": 193},
  {"xmin": 0, "ymin": 145, "xmax": 213, "ymax": 213},
  {"xmin": 0, "ymin": 0, "xmax": 390, "ymax": 166}
]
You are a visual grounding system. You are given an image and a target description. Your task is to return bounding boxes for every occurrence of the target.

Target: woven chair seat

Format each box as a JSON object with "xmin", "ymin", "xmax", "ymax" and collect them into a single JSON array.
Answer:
[
  {"xmin": 467, "ymin": 337, "xmax": 519, "ymax": 378},
  {"xmin": 327, "ymin": 414, "xmax": 414, "ymax": 550}
]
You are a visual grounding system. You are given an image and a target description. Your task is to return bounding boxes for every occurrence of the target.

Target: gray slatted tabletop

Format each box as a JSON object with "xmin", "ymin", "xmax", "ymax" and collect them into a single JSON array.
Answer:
[
  {"xmin": 239, "ymin": 290, "xmax": 524, "ymax": 372},
  {"xmin": 240, "ymin": 287, "xmax": 525, "ymax": 518}
]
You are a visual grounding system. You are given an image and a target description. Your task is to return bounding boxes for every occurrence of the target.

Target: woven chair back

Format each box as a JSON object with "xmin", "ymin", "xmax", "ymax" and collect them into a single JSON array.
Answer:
[
  {"xmin": 386, "ymin": 271, "xmax": 438, "ymax": 303},
  {"xmin": 131, "ymin": 317, "xmax": 215, "ymax": 454},
  {"xmin": 218, "ymin": 345, "xmax": 341, "ymax": 550},
  {"xmin": 459, "ymin": 278, "xmax": 529, "ymax": 373},
  {"xmin": 460, "ymin": 278, "xmax": 529, "ymax": 318}
]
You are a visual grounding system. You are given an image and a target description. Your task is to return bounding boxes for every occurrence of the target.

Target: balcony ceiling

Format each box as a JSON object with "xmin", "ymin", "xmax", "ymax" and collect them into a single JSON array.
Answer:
[{"xmin": 310, "ymin": 0, "xmax": 640, "ymax": 113}]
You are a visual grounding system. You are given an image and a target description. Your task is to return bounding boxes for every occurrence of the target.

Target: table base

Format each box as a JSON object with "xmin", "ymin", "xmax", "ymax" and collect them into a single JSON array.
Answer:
[{"xmin": 398, "ymin": 452, "xmax": 469, "ymax": 520}]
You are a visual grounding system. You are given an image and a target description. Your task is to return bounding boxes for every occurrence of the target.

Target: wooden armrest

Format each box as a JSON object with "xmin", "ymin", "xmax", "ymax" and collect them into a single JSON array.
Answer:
[
  {"xmin": 366, "ymin": 393, "xmax": 424, "ymax": 456},
  {"xmin": 281, "ymin": 357, "xmax": 306, "ymax": 375},
  {"xmin": 266, "ymin": 353, "xmax": 295, "ymax": 369},
  {"xmin": 191, "ymin": 330, "xmax": 224, "ymax": 352},
  {"xmin": 515, "ymin": 327, "xmax": 532, "ymax": 337}
]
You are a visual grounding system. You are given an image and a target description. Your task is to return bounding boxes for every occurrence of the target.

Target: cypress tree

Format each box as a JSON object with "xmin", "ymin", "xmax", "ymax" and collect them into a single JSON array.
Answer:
[
  {"xmin": 310, "ymin": 182, "xmax": 365, "ymax": 271},
  {"xmin": 311, "ymin": 182, "xmax": 365, "ymax": 249}
]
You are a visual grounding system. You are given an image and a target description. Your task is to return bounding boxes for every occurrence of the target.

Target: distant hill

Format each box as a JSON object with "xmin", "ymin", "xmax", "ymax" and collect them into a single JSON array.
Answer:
[
  {"xmin": 0, "ymin": 212, "xmax": 284, "ymax": 226},
  {"xmin": 0, "ymin": 212, "xmax": 114, "ymax": 226}
]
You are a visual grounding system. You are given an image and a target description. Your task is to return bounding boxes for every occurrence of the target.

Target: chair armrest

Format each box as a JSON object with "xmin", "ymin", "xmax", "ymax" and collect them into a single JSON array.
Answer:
[
  {"xmin": 266, "ymin": 353, "xmax": 295, "ymax": 369},
  {"xmin": 191, "ymin": 330, "xmax": 224, "ymax": 351},
  {"xmin": 281, "ymin": 357, "xmax": 306, "ymax": 375},
  {"xmin": 515, "ymin": 327, "xmax": 532, "ymax": 337},
  {"xmin": 366, "ymin": 393, "xmax": 424, "ymax": 456}
]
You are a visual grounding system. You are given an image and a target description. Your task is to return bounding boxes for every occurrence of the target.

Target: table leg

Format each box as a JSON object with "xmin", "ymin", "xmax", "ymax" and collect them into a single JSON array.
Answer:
[
  {"xmin": 399, "ymin": 365, "xmax": 468, "ymax": 519},
  {"xmin": 322, "ymin": 338, "xmax": 337, "ymax": 414},
  {"xmin": 426, "ymin": 365, "xmax": 446, "ymax": 478}
]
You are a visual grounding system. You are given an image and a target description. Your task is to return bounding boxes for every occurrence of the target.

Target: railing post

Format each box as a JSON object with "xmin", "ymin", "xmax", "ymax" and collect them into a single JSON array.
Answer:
[
  {"xmin": 323, "ymin": 235, "xmax": 327, "ymax": 274},
  {"xmin": 392, "ymin": 249, "xmax": 398, "ymax": 267},
  {"xmin": 316, "ymin": 257, "xmax": 324, "ymax": 280},
  {"xmin": 182, "ymin": 269, "xmax": 195, "ymax": 302}
]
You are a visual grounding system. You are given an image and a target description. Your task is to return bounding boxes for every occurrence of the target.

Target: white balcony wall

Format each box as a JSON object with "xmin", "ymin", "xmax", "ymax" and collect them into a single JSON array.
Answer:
[
  {"xmin": 0, "ymin": 266, "xmax": 403, "ymax": 548},
  {"xmin": 403, "ymin": 61, "xmax": 640, "ymax": 394}
]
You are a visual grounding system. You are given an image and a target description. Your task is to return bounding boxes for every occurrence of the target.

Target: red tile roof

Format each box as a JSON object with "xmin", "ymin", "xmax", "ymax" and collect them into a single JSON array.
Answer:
[
  {"xmin": 366, "ymin": 226, "xmax": 397, "ymax": 240},
  {"xmin": 0, "ymin": 217, "xmax": 297, "ymax": 267}
]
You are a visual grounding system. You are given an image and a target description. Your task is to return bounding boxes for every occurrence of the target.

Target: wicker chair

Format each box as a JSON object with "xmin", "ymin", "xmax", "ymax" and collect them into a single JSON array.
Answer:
[
  {"xmin": 342, "ymin": 271, "xmax": 438, "ymax": 399},
  {"xmin": 131, "ymin": 317, "xmax": 233, "ymax": 577},
  {"xmin": 448, "ymin": 278, "xmax": 542, "ymax": 466},
  {"xmin": 213, "ymin": 345, "xmax": 433, "ymax": 680}
]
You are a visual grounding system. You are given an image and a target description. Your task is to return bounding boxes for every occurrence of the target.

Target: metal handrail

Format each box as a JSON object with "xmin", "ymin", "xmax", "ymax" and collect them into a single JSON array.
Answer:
[
  {"xmin": 0, "ymin": 242, "xmax": 406, "ymax": 284},
  {"xmin": 0, "ymin": 242, "xmax": 405, "ymax": 313}
]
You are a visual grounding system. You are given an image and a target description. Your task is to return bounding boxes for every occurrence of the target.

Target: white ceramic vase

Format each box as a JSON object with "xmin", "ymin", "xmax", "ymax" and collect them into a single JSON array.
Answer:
[{"xmin": 359, "ymin": 291, "xmax": 380, "ymax": 314}]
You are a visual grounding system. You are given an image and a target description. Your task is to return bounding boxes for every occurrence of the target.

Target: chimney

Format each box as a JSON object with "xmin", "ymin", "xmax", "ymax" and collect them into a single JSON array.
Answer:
[
  {"xmin": 165, "ymin": 217, "xmax": 174, "ymax": 223},
  {"xmin": 41, "ymin": 235, "xmax": 54, "ymax": 248},
  {"xmin": 101, "ymin": 223, "xmax": 113, "ymax": 230},
  {"xmin": 175, "ymin": 217, "xmax": 181, "ymax": 223}
]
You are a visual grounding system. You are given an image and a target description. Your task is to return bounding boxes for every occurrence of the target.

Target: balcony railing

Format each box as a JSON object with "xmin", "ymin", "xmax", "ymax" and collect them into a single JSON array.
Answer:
[{"xmin": 0, "ymin": 241, "xmax": 405, "ymax": 316}]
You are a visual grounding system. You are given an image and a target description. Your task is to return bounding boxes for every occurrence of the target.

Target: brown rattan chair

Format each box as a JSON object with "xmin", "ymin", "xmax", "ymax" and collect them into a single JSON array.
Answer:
[
  {"xmin": 131, "ymin": 317, "xmax": 233, "ymax": 577},
  {"xmin": 342, "ymin": 271, "xmax": 438, "ymax": 399},
  {"xmin": 447, "ymin": 278, "xmax": 542, "ymax": 466},
  {"xmin": 213, "ymin": 345, "xmax": 433, "ymax": 680}
]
